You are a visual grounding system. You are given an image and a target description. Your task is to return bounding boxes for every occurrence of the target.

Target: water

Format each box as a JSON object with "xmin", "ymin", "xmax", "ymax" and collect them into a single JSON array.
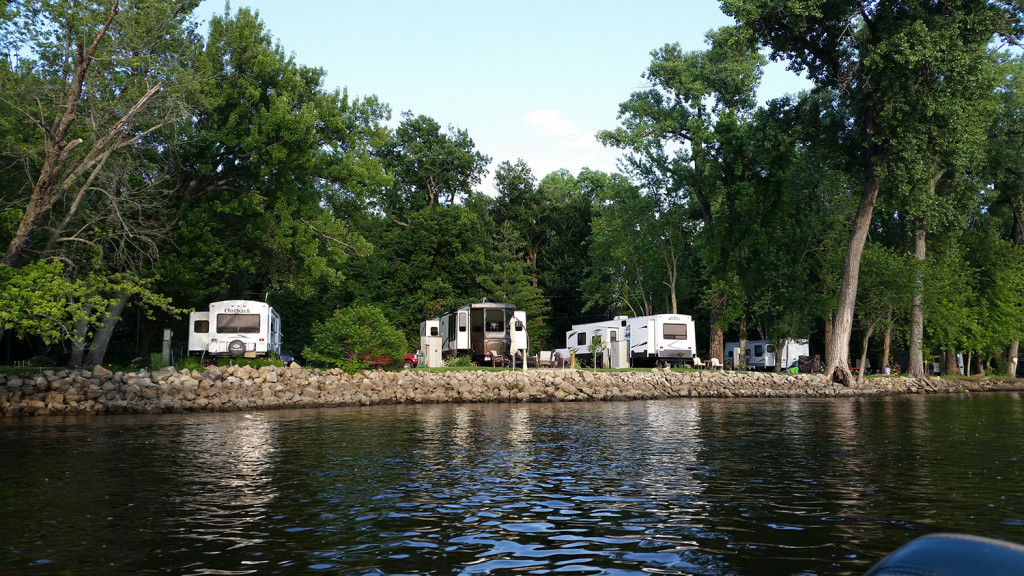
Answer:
[{"xmin": 2, "ymin": 394, "xmax": 1024, "ymax": 575}]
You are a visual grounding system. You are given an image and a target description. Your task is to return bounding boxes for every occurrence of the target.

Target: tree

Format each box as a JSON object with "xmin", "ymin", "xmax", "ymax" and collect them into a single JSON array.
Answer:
[
  {"xmin": 0, "ymin": 0, "xmax": 200, "ymax": 268},
  {"xmin": 534, "ymin": 169, "xmax": 596, "ymax": 347},
  {"xmin": 477, "ymin": 221, "xmax": 549, "ymax": 351},
  {"xmin": 722, "ymin": 0, "xmax": 1024, "ymax": 384},
  {"xmin": 303, "ymin": 305, "xmax": 408, "ymax": 372},
  {"xmin": 599, "ymin": 25, "xmax": 765, "ymax": 363},
  {"xmin": 345, "ymin": 205, "xmax": 489, "ymax": 338},
  {"xmin": 158, "ymin": 6, "xmax": 383, "ymax": 319},
  {"xmin": 376, "ymin": 112, "xmax": 491, "ymax": 223}
]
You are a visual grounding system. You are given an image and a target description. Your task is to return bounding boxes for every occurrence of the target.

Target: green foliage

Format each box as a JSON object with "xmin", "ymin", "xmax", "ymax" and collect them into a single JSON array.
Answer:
[
  {"xmin": 445, "ymin": 355, "xmax": 474, "ymax": 368},
  {"xmin": 377, "ymin": 112, "xmax": 491, "ymax": 220},
  {"xmin": 0, "ymin": 260, "xmax": 117, "ymax": 345},
  {"xmin": 211, "ymin": 356, "xmax": 286, "ymax": 369},
  {"xmin": 477, "ymin": 221, "xmax": 549, "ymax": 352},
  {"xmin": 303, "ymin": 305, "xmax": 408, "ymax": 373},
  {"xmin": 587, "ymin": 331, "xmax": 606, "ymax": 370},
  {"xmin": 149, "ymin": 353, "xmax": 167, "ymax": 372},
  {"xmin": 178, "ymin": 355, "xmax": 203, "ymax": 372}
]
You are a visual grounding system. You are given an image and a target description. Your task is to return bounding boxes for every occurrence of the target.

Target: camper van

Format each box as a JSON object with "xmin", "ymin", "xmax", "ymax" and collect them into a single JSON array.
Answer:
[
  {"xmin": 422, "ymin": 301, "xmax": 528, "ymax": 365},
  {"xmin": 188, "ymin": 300, "xmax": 282, "ymax": 359},
  {"xmin": 566, "ymin": 313, "xmax": 697, "ymax": 367},
  {"xmin": 724, "ymin": 339, "xmax": 809, "ymax": 370}
]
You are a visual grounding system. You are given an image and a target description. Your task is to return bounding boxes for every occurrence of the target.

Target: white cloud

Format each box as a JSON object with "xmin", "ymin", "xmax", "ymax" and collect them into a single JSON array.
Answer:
[{"xmin": 524, "ymin": 109, "xmax": 578, "ymax": 139}]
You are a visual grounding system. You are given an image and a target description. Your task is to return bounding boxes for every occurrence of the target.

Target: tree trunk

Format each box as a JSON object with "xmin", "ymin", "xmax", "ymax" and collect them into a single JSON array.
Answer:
[
  {"xmin": 944, "ymin": 347, "xmax": 960, "ymax": 376},
  {"xmin": 68, "ymin": 307, "xmax": 92, "ymax": 369},
  {"xmin": 823, "ymin": 178, "xmax": 880, "ymax": 384},
  {"xmin": 737, "ymin": 315, "xmax": 747, "ymax": 370},
  {"xmin": 709, "ymin": 294, "xmax": 726, "ymax": 364},
  {"xmin": 857, "ymin": 322, "xmax": 875, "ymax": 387},
  {"xmin": 908, "ymin": 226, "xmax": 927, "ymax": 379},
  {"xmin": 1009, "ymin": 341, "xmax": 1019, "ymax": 378},
  {"xmin": 84, "ymin": 291, "xmax": 130, "ymax": 367},
  {"xmin": 881, "ymin": 307, "xmax": 892, "ymax": 371},
  {"xmin": 824, "ymin": 310, "xmax": 833, "ymax": 361}
]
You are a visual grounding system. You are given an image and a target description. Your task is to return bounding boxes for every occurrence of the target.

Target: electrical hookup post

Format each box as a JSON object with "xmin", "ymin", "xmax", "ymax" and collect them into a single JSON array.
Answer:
[{"xmin": 162, "ymin": 328, "xmax": 172, "ymax": 367}]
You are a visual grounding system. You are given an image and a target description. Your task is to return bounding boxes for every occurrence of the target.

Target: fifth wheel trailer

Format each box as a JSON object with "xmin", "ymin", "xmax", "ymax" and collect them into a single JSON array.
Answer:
[{"xmin": 421, "ymin": 301, "xmax": 528, "ymax": 365}]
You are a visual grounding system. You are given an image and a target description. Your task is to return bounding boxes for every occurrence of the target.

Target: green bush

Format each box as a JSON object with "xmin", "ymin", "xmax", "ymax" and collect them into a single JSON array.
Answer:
[
  {"xmin": 303, "ymin": 305, "xmax": 408, "ymax": 374},
  {"xmin": 179, "ymin": 355, "xmax": 203, "ymax": 372},
  {"xmin": 991, "ymin": 357, "xmax": 1008, "ymax": 376},
  {"xmin": 148, "ymin": 352, "xmax": 166, "ymax": 371},
  {"xmin": 445, "ymin": 354, "xmax": 474, "ymax": 368}
]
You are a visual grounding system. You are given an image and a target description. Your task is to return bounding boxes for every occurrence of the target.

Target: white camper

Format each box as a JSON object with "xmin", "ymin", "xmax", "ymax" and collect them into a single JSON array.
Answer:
[
  {"xmin": 565, "ymin": 316, "xmax": 628, "ymax": 366},
  {"xmin": 724, "ymin": 339, "xmax": 809, "ymax": 370},
  {"xmin": 424, "ymin": 301, "xmax": 528, "ymax": 365},
  {"xmin": 188, "ymin": 300, "xmax": 282, "ymax": 358},
  {"xmin": 625, "ymin": 314, "xmax": 697, "ymax": 367},
  {"xmin": 566, "ymin": 313, "xmax": 697, "ymax": 367}
]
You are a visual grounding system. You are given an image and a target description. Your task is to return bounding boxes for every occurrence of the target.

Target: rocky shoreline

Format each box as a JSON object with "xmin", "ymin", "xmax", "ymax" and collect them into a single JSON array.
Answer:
[{"xmin": 2, "ymin": 364, "xmax": 1023, "ymax": 417}]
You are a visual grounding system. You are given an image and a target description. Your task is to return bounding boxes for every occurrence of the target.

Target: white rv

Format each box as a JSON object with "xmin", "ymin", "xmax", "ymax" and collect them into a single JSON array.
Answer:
[
  {"xmin": 188, "ymin": 300, "xmax": 282, "ymax": 359},
  {"xmin": 565, "ymin": 316, "xmax": 628, "ymax": 366},
  {"xmin": 422, "ymin": 301, "xmax": 528, "ymax": 365},
  {"xmin": 566, "ymin": 313, "xmax": 697, "ymax": 367},
  {"xmin": 724, "ymin": 339, "xmax": 809, "ymax": 370}
]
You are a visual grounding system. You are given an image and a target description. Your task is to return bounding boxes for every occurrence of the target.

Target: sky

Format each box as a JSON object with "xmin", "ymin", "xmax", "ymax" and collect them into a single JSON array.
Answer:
[{"xmin": 195, "ymin": 0, "xmax": 811, "ymax": 194}]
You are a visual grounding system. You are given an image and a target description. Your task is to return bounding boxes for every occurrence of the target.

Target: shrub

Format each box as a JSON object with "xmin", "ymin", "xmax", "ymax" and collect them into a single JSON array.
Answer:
[
  {"xmin": 445, "ymin": 354, "xmax": 474, "ymax": 368},
  {"xmin": 179, "ymin": 355, "xmax": 203, "ymax": 372},
  {"xmin": 303, "ymin": 305, "xmax": 408, "ymax": 373}
]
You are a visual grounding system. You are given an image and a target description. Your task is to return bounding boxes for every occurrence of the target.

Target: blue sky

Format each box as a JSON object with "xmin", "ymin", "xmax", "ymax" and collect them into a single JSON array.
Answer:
[{"xmin": 197, "ymin": 1, "xmax": 811, "ymax": 193}]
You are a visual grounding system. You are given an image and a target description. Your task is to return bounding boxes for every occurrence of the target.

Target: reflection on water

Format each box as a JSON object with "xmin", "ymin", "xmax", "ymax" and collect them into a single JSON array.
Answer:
[{"xmin": 2, "ymin": 394, "xmax": 1024, "ymax": 575}]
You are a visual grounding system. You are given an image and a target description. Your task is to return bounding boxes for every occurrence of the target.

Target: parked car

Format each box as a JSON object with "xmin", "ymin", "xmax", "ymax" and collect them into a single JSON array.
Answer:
[{"xmin": 403, "ymin": 353, "xmax": 418, "ymax": 369}]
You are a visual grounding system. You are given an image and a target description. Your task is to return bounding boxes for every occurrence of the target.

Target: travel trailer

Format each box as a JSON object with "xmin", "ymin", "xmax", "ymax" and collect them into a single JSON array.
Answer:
[
  {"xmin": 724, "ymin": 339, "xmax": 809, "ymax": 370},
  {"xmin": 422, "ymin": 301, "xmax": 528, "ymax": 365},
  {"xmin": 188, "ymin": 300, "xmax": 282, "ymax": 359},
  {"xmin": 565, "ymin": 316, "xmax": 629, "ymax": 366},
  {"xmin": 566, "ymin": 313, "xmax": 697, "ymax": 367}
]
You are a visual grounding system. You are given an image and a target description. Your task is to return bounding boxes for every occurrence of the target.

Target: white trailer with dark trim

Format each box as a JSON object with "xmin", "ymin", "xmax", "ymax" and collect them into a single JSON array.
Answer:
[
  {"xmin": 565, "ymin": 316, "xmax": 628, "ymax": 366},
  {"xmin": 423, "ymin": 301, "xmax": 528, "ymax": 365},
  {"xmin": 724, "ymin": 339, "xmax": 809, "ymax": 370},
  {"xmin": 188, "ymin": 300, "xmax": 282, "ymax": 359},
  {"xmin": 566, "ymin": 313, "xmax": 696, "ymax": 367}
]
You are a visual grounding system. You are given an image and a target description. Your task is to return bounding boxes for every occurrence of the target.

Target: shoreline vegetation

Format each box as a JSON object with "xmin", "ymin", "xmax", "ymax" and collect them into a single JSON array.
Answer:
[{"xmin": 2, "ymin": 365, "xmax": 1022, "ymax": 417}]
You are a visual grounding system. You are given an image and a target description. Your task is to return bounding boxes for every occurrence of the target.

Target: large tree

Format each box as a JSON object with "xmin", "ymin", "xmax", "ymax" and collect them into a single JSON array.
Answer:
[
  {"xmin": 376, "ymin": 112, "xmax": 491, "ymax": 223},
  {"xmin": 0, "ymin": 0, "xmax": 200, "ymax": 362},
  {"xmin": 722, "ymin": 0, "xmax": 1024, "ymax": 383},
  {"xmin": 599, "ymin": 25, "xmax": 765, "ymax": 363}
]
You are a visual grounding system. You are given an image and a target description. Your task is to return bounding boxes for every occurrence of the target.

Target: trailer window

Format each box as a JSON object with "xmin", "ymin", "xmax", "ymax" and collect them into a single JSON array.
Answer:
[
  {"xmin": 663, "ymin": 323, "xmax": 687, "ymax": 340},
  {"xmin": 766, "ymin": 344, "xmax": 775, "ymax": 353},
  {"xmin": 754, "ymin": 345, "xmax": 764, "ymax": 357},
  {"xmin": 484, "ymin": 310, "xmax": 505, "ymax": 333},
  {"xmin": 577, "ymin": 333, "xmax": 586, "ymax": 346},
  {"xmin": 193, "ymin": 320, "xmax": 209, "ymax": 334},
  {"xmin": 217, "ymin": 314, "xmax": 261, "ymax": 334},
  {"xmin": 458, "ymin": 313, "xmax": 468, "ymax": 332}
]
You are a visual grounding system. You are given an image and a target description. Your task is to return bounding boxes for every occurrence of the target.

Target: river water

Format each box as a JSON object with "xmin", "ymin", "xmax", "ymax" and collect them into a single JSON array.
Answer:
[{"xmin": 2, "ymin": 393, "xmax": 1024, "ymax": 575}]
